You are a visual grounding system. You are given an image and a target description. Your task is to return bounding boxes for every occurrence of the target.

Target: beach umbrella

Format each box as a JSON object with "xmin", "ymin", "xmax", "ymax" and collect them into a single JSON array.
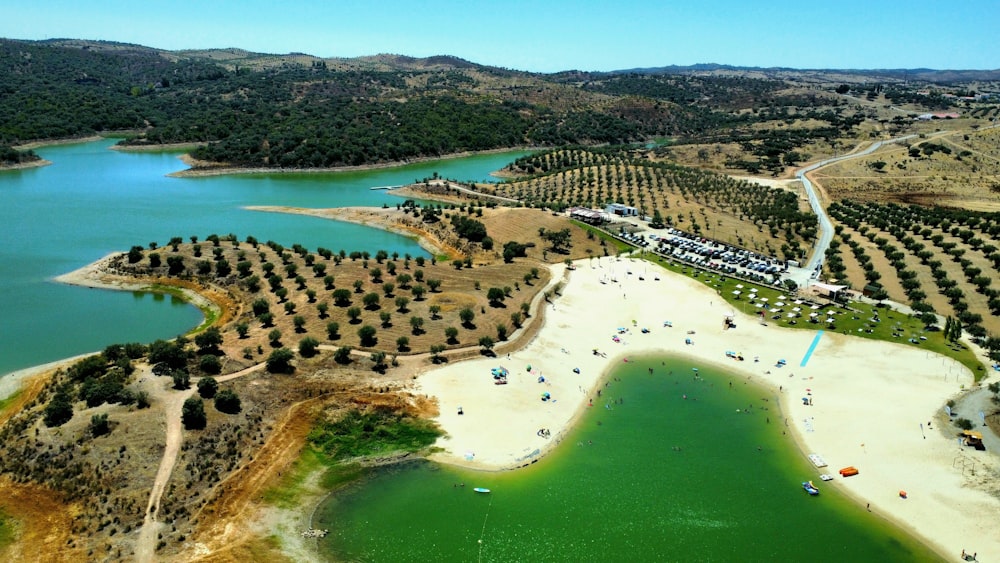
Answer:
[
  {"xmin": 826, "ymin": 310, "xmax": 835, "ymax": 315},
  {"xmin": 778, "ymin": 295, "xmax": 787, "ymax": 300},
  {"xmin": 826, "ymin": 318, "xmax": 835, "ymax": 323},
  {"xmin": 759, "ymin": 297, "xmax": 768, "ymax": 302},
  {"xmin": 811, "ymin": 305, "xmax": 821, "ymax": 310},
  {"xmin": 755, "ymin": 303, "xmax": 764, "ymax": 307},
  {"xmin": 786, "ymin": 313, "xmax": 796, "ymax": 318},
  {"xmin": 794, "ymin": 300, "xmax": 804, "ymax": 304},
  {"xmin": 792, "ymin": 307, "xmax": 801, "ymax": 312},
  {"xmin": 775, "ymin": 301, "xmax": 785, "ymax": 306},
  {"xmin": 732, "ymin": 290, "xmax": 741, "ymax": 295},
  {"xmin": 749, "ymin": 288, "xmax": 758, "ymax": 293},
  {"xmin": 810, "ymin": 312, "xmax": 819, "ymax": 317},
  {"xmin": 736, "ymin": 284, "xmax": 744, "ymax": 288}
]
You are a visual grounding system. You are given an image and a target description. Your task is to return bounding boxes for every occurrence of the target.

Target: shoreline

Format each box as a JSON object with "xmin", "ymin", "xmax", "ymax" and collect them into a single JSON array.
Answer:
[
  {"xmin": 244, "ymin": 205, "xmax": 460, "ymax": 259},
  {"xmin": 167, "ymin": 146, "xmax": 536, "ymax": 178},
  {"xmin": 416, "ymin": 255, "xmax": 999, "ymax": 560},
  {"xmin": 0, "ymin": 158, "xmax": 53, "ymax": 172},
  {"xmin": 51, "ymin": 252, "xmax": 222, "ymax": 322}
]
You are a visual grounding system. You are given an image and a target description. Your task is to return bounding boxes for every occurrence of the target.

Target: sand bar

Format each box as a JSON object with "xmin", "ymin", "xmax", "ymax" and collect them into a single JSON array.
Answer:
[{"xmin": 418, "ymin": 254, "xmax": 1000, "ymax": 560}]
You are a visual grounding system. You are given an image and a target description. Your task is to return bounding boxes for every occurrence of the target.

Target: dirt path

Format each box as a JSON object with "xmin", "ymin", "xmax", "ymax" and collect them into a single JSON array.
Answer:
[{"xmin": 134, "ymin": 363, "xmax": 266, "ymax": 562}]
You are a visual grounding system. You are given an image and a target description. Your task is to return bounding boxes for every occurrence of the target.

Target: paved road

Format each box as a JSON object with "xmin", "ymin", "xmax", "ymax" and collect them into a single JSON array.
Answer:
[{"xmin": 797, "ymin": 135, "xmax": 915, "ymax": 274}]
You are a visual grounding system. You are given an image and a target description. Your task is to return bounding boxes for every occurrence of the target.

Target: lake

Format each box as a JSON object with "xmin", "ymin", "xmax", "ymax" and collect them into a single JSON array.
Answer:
[
  {"xmin": 0, "ymin": 139, "xmax": 527, "ymax": 376},
  {"xmin": 316, "ymin": 356, "xmax": 940, "ymax": 562}
]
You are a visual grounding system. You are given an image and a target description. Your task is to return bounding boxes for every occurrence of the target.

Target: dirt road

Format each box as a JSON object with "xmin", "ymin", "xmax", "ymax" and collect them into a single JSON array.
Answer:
[{"xmin": 134, "ymin": 363, "xmax": 266, "ymax": 562}]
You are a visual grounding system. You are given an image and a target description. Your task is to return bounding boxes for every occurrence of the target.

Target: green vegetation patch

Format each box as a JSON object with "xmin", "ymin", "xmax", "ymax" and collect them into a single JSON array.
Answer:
[
  {"xmin": 261, "ymin": 449, "xmax": 365, "ymax": 508},
  {"xmin": 145, "ymin": 284, "xmax": 218, "ymax": 333},
  {"xmin": 0, "ymin": 509, "xmax": 15, "ymax": 551},
  {"xmin": 0, "ymin": 389, "xmax": 21, "ymax": 416},
  {"xmin": 643, "ymin": 254, "xmax": 983, "ymax": 377},
  {"xmin": 571, "ymin": 220, "xmax": 632, "ymax": 254},
  {"xmin": 307, "ymin": 409, "xmax": 443, "ymax": 461}
]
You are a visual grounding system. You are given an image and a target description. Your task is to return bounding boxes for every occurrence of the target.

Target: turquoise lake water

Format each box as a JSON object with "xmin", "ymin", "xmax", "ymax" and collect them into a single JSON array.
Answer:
[
  {"xmin": 317, "ymin": 357, "xmax": 940, "ymax": 562},
  {"xmin": 0, "ymin": 139, "xmax": 526, "ymax": 376}
]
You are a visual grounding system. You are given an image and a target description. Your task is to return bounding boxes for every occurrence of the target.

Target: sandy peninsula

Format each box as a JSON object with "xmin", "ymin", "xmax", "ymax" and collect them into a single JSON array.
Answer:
[{"xmin": 417, "ymin": 255, "xmax": 1000, "ymax": 561}]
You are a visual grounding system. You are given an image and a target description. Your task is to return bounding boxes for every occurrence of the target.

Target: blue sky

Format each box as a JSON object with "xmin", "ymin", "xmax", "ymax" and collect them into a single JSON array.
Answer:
[{"xmin": 2, "ymin": 0, "xmax": 996, "ymax": 72}]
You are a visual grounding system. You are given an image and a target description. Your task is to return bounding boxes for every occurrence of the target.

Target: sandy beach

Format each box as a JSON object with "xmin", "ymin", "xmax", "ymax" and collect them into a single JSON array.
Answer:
[{"xmin": 417, "ymin": 255, "xmax": 1000, "ymax": 560}]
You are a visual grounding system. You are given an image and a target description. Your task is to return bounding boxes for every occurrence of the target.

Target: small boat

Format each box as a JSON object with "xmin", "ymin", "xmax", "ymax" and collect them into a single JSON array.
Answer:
[
  {"xmin": 802, "ymin": 481, "xmax": 819, "ymax": 496},
  {"xmin": 473, "ymin": 487, "xmax": 491, "ymax": 494}
]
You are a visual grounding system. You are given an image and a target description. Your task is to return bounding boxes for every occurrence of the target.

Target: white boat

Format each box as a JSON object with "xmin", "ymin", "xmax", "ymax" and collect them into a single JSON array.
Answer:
[{"xmin": 473, "ymin": 487, "xmax": 490, "ymax": 494}]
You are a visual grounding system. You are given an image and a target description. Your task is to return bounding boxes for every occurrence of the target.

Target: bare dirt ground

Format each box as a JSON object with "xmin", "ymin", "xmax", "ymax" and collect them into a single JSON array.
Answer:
[
  {"xmin": 815, "ymin": 125, "xmax": 1000, "ymax": 210},
  {"xmin": 0, "ymin": 478, "xmax": 82, "ymax": 562}
]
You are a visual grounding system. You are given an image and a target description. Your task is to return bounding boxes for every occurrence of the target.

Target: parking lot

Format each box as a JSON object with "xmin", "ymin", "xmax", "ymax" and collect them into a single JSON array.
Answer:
[{"xmin": 616, "ymin": 227, "xmax": 792, "ymax": 286}]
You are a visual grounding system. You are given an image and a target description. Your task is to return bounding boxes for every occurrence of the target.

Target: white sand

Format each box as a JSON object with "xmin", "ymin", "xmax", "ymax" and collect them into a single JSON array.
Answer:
[{"xmin": 417, "ymin": 255, "xmax": 1000, "ymax": 560}]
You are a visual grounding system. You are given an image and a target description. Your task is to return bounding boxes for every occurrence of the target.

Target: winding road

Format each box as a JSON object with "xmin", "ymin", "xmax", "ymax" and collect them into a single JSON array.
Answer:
[{"xmin": 797, "ymin": 135, "xmax": 915, "ymax": 274}]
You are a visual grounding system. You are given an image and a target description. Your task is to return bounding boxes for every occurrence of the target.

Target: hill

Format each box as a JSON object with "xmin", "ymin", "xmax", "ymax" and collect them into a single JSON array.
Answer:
[{"xmin": 4, "ymin": 38, "xmax": 997, "ymax": 174}]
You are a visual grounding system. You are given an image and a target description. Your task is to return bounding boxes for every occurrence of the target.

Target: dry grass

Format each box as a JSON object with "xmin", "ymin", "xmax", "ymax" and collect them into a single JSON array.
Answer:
[
  {"xmin": 816, "ymin": 125, "xmax": 1000, "ymax": 211},
  {"xmin": 476, "ymin": 149, "xmax": 817, "ymax": 260}
]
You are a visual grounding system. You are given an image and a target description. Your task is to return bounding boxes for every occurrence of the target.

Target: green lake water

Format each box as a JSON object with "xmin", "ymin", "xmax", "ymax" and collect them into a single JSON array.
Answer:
[
  {"xmin": 0, "ymin": 139, "xmax": 526, "ymax": 376},
  {"xmin": 316, "ymin": 356, "xmax": 940, "ymax": 562}
]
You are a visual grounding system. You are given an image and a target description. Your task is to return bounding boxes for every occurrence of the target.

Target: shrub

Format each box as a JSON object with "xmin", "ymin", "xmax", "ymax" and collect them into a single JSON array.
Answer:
[
  {"xmin": 214, "ymin": 390, "xmax": 242, "ymax": 414},
  {"xmin": 199, "ymin": 354, "xmax": 222, "ymax": 374},
  {"xmin": 181, "ymin": 397, "xmax": 207, "ymax": 430},
  {"xmin": 266, "ymin": 348, "xmax": 295, "ymax": 373},
  {"xmin": 197, "ymin": 377, "xmax": 219, "ymax": 399}
]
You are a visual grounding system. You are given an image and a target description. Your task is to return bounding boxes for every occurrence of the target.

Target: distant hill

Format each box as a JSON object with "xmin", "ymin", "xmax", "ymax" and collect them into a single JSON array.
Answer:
[
  {"xmin": 610, "ymin": 63, "xmax": 1000, "ymax": 83},
  {"xmin": 2, "ymin": 37, "xmax": 995, "ymax": 171}
]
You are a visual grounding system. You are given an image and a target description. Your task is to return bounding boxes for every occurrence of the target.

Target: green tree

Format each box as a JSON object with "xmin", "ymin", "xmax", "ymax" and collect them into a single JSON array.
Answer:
[
  {"xmin": 358, "ymin": 325, "xmax": 378, "ymax": 346},
  {"xmin": 172, "ymin": 370, "xmax": 191, "ymax": 390},
  {"xmin": 396, "ymin": 336, "xmax": 410, "ymax": 351},
  {"xmin": 90, "ymin": 413, "xmax": 111, "ymax": 437},
  {"xmin": 430, "ymin": 344, "xmax": 446, "ymax": 363},
  {"xmin": 269, "ymin": 328, "xmax": 283, "ymax": 347},
  {"xmin": 266, "ymin": 348, "xmax": 295, "ymax": 373},
  {"xmin": 334, "ymin": 346, "xmax": 353, "ymax": 364},
  {"xmin": 181, "ymin": 397, "xmax": 207, "ymax": 430},
  {"xmin": 195, "ymin": 326, "xmax": 223, "ymax": 354},
  {"xmin": 396, "ymin": 296, "xmax": 411, "ymax": 312},
  {"xmin": 214, "ymin": 389, "xmax": 241, "ymax": 413},
  {"xmin": 199, "ymin": 354, "xmax": 222, "ymax": 375},
  {"xmin": 410, "ymin": 316, "xmax": 425, "ymax": 334},
  {"xmin": 236, "ymin": 322, "xmax": 250, "ymax": 338},
  {"xmin": 347, "ymin": 306, "xmax": 362, "ymax": 323},
  {"xmin": 326, "ymin": 321, "xmax": 341, "ymax": 340},
  {"xmin": 333, "ymin": 288, "xmax": 352, "ymax": 306},
  {"xmin": 487, "ymin": 287, "xmax": 506, "ymax": 305},
  {"xmin": 43, "ymin": 388, "xmax": 74, "ymax": 427},
  {"xmin": 299, "ymin": 336, "xmax": 320, "ymax": 357},
  {"xmin": 363, "ymin": 292, "xmax": 381, "ymax": 310},
  {"xmin": 445, "ymin": 326, "xmax": 459, "ymax": 344},
  {"xmin": 478, "ymin": 335, "xmax": 495, "ymax": 353},
  {"xmin": 197, "ymin": 377, "xmax": 219, "ymax": 399},
  {"xmin": 459, "ymin": 307, "xmax": 475, "ymax": 327}
]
